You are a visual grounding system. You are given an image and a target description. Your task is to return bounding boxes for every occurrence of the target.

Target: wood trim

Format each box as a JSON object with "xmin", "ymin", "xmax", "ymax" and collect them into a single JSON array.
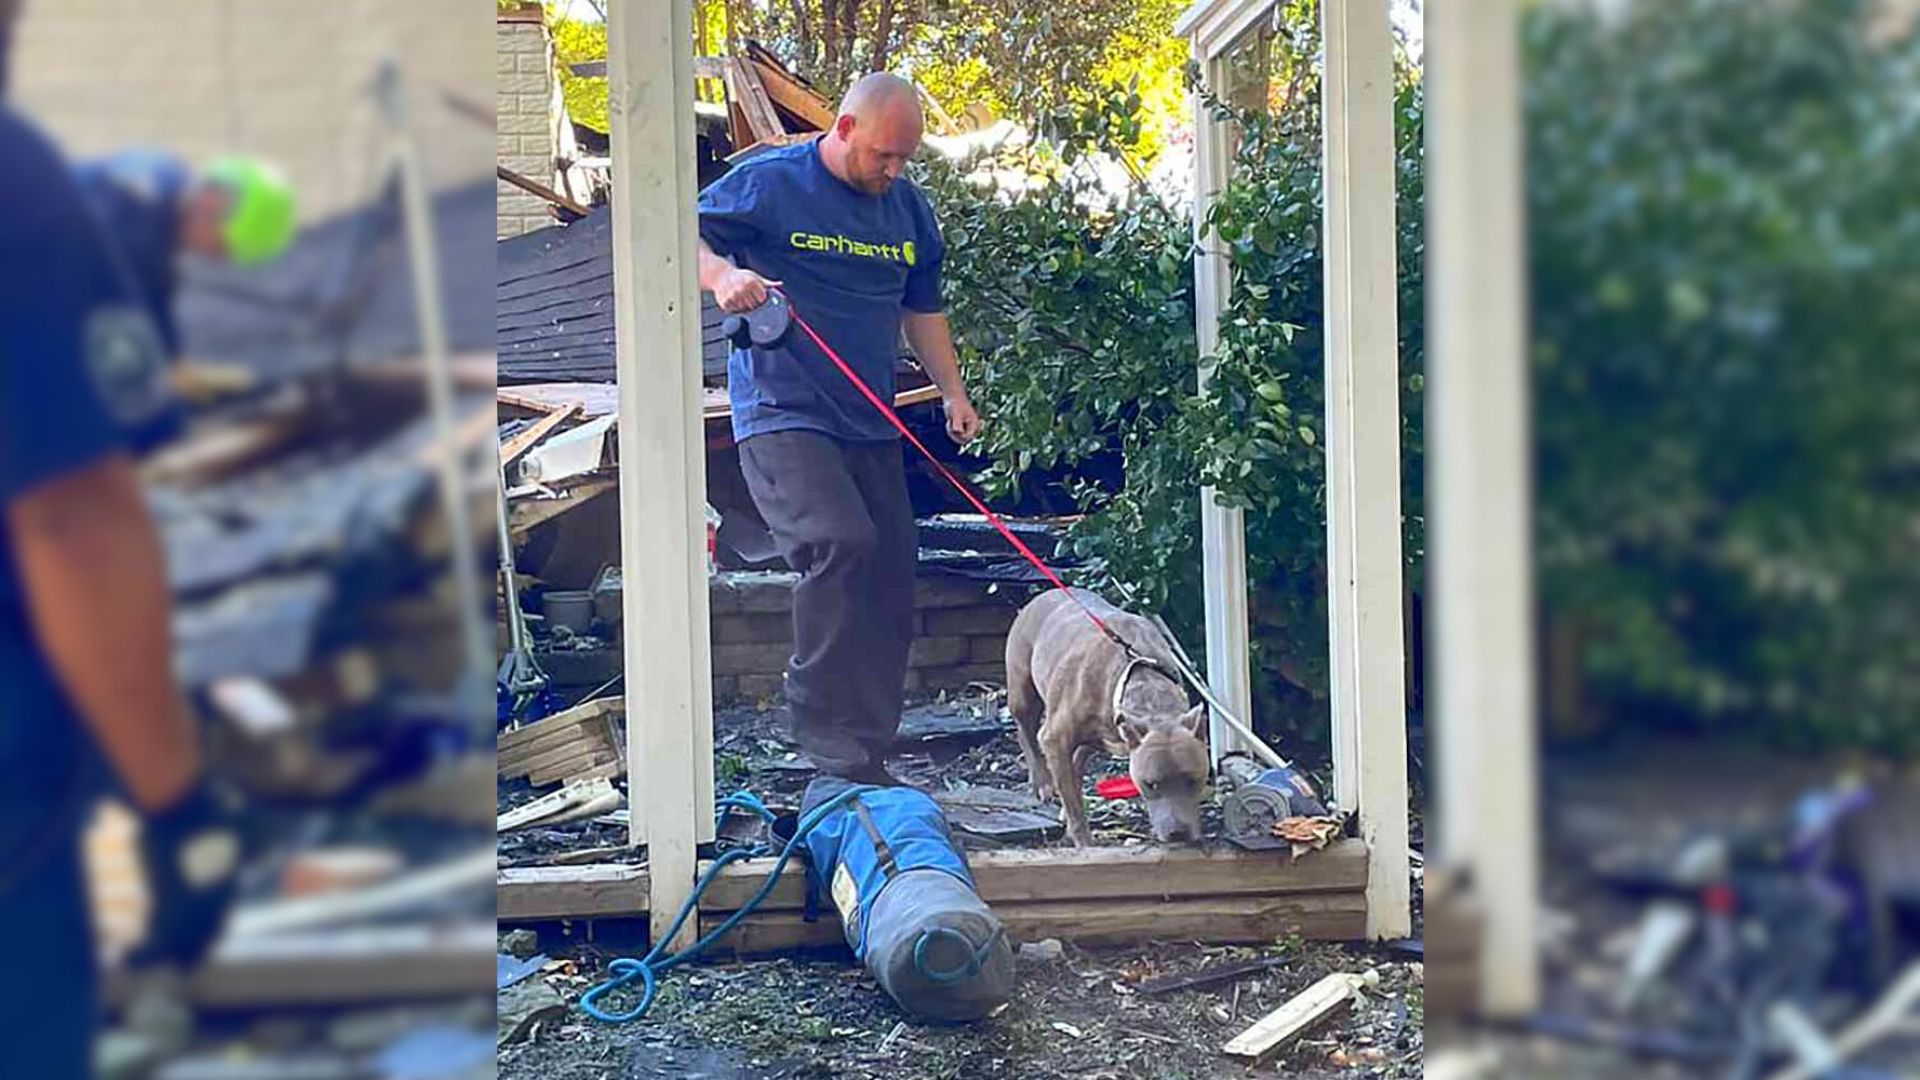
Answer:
[
  {"xmin": 700, "ymin": 891, "xmax": 1369, "ymax": 956},
  {"xmin": 698, "ymin": 838, "xmax": 1368, "ymax": 912},
  {"xmin": 499, "ymin": 864, "xmax": 649, "ymax": 921}
]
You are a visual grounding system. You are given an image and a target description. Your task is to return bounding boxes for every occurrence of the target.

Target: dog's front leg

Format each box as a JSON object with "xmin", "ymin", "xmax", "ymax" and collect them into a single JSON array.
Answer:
[{"xmin": 1043, "ymin": 730, "xmax": 1094, "ymax": 847}]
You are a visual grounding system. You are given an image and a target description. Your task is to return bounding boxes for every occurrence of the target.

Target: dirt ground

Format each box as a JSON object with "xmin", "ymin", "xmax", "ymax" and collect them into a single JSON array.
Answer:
[
  {"xmin": 499, "ymin": 689, "xmax": 1423, "ymax": 1078},
  {"xmin": 499, "ymin": 937, "xmax": 1421, "ymax": 1080}
]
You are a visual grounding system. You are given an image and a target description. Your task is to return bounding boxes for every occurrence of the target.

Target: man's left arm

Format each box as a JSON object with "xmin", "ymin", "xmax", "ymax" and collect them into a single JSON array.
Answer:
[
  {"xmin": 901, "ymin": 201, "xmax": 981, "ymax": 444},
  {"xmin": 903, "ymin": 311, "xmax": 980, "ymax": 444}
]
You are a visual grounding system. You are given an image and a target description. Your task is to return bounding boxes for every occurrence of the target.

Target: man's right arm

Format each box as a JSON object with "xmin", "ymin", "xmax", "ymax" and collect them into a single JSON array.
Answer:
[
  {"xmin": 699, "ymin": 237, "xmax": 781, "ymax": 313},
  {"xmin": 7, "ymin": 456, "xmax": 199, "ymax": 812}
]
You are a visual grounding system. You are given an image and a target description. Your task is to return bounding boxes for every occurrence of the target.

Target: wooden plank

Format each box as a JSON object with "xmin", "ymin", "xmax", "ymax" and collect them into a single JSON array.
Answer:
[
  {"xmin": 1428, "ymin": 0, "xmax": 1538, "ymax": 1014},
  {"xmin": 508, "ymin": 477, "xmax": 619, "ymax": 536},
  {"xmin": 610, "ymin": 0, "xmax": 716, "ymax": 952},
  {"xmin": 1321, "ymin": 0, "xmax": 1412, "ymax": 942},
  {"xmin": 140, "ymin": 410, "xmax": 313, "ymax": 487},
  {"xmin": 699, "ymin": 892, "xmax": 1369, "ymax": 956},
  {"xmin": 699, "ymin": 838, "xmax": 1369, "ymax": 912},
  {"xmin": 500, "ymin": 697, "xmax": 622, "ymax": 753},
  {"xmin": 1222, "ymin": 971, "xmax": 1369, "ymax": 1063},
  {"xmin": 499, "ymin": 778, "xmax": 623, "ymax": 832},
  {"xmin": 166, "ymin": 923, "xmax": 496, "ymax": 1010},
  {"xmin": 526, "ymin": 747, "xmax": 621, "ymax": 787},
  {"xmin": 500, "ymin": 720, "xmax": 616, "ymax": 775},
  {"xmin": 498, "ymin": 163, "xmax": 592, "ymax": 217},
  {"xmin": 225, "ymin": 849, "xmax": 495, "ymax": 939},
  {"xmin": 725, "ymin": 58, "xmax": 786, "ymax": 143},
  {"xmin": 502, "ymin": 402, "xmax": 584, "ymax": 469},
  {"xmin": 724, "ymin": 131, "xmax": 815, "ymax": 164},
  {"xmin": 749, "ymin": 56, "xmax": 835, "ymax": 130},
  {"xmin": 498, "ymin": 864, "xmax": 649, "ymax": 921}
]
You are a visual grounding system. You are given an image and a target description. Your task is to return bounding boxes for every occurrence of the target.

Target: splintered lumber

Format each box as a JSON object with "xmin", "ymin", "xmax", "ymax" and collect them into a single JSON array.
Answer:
[
  {"xmin": 499, "ymin": 697, "xmax": 624, "ymax": 784},
  {"xmin": 226, "ymin": 848, "xmax": 495, "ymax": 939},
  {"xmin": 501, "ymin": 402, "xmax": 583, "ymax": 469},
  {"xmin": 498, "ymin": 864, "xmax": 649, "ymax": 921},
  {"xmin": 499, "ymin": 777, "xmax": 624, "ymax": 833},
  {"xmin": 497, "ymin": 163, "xmax": 591, "ymax": 217},
  {"xmin": 725, "ymin": 58, "xmax": 785, "ymax": 144},
  {"xmin": 161, "ymin": 922, "xmax": 496, "ymax": 1009},
  {"xmin": 746, "ymin": 52, "xmax": 834, "ymax": 130},
  {"xmin": 1222, "ymin": 971, "xmax": 1377, "ymax": 1063}
]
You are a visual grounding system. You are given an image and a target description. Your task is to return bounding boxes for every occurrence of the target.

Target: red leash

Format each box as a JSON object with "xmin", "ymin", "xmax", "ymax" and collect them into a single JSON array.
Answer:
[{"xmin": 787, "ymin": 306, "xmax": 1132, "ymax": 649}]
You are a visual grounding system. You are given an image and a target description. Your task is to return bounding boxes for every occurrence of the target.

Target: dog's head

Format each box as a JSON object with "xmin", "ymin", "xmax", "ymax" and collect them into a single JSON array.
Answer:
[{"xmin": 1121, "ymin": 705, "xmax": 1210, "ymax": 843}]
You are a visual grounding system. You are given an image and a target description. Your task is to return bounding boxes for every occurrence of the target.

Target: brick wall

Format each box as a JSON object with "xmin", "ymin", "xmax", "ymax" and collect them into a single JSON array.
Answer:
[
  {"xmin": 709, "ymin": 573, "xmax": 1025, "ymax": 704},
  {"xmin": 495, "ymin": 7, "xmax": 556, "ymax": 238},
  {"xmin": 9, "ymin": 0, "xmax": 492, "ymax": 224}
]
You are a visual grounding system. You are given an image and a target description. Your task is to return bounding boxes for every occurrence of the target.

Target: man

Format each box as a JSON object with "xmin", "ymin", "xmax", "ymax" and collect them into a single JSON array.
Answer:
[
  {"xmin": 698, "ymin": 73, "xmax": 982, "ymax": 785},
  {"xmin": 75, "ymin": 149, "xmax": 296, "ymax": 449},
  {"xmin": 76, "ymin": 149, "xmax": 298, "ymax": 356},
  {"xmin": 1, "ymin": 17, "xmax": 241, "ymax": 1075}
]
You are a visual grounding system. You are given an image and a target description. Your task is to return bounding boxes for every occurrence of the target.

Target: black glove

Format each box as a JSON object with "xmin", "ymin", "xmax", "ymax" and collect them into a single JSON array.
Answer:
[{"xmin": 129, "ymin": 781, "xmax": 243, "ymax": 971}]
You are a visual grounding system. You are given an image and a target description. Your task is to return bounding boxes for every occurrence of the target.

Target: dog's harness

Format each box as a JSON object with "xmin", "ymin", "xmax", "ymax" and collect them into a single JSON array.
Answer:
[{"xmin": 1110, "ymin": 652, "xmax": 1176, "ymax": 728}]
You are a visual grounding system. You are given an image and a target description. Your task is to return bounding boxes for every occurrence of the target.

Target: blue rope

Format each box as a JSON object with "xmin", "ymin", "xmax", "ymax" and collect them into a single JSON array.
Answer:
[{"xmin": 578, "ymin": 786, "xmax": 878, "ymax": 1023}]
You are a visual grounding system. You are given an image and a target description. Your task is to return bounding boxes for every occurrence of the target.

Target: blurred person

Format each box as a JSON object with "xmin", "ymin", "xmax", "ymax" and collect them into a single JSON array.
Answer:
[
  {"xmin": 0, "ymin": 5, "xmax": 242, "ymax": 1074},
  {"xmin": 74, "ymin": 149, "xmax": 297, "ymax": 449}
]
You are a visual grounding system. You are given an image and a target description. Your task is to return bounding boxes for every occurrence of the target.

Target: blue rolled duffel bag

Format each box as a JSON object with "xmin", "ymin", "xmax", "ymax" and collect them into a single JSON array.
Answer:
[{"xmin": 792, "ymin": 777, "xmax": 1014, "ymax": 1021}]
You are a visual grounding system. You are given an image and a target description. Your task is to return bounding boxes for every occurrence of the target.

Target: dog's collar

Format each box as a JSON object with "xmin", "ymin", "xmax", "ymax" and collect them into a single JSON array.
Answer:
[{"xmin": 1111, "ymin": 653, "xmax": 1167, "ymax": 727}]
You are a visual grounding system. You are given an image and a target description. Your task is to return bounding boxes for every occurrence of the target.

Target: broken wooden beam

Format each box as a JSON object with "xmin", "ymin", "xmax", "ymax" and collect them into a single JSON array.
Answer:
[
  {"xmin": 156, "ymin": 923, "xmax": 495, "ymax": 1010},
  {"xmin": 500, "ymin": 402, "xmax": 583, "ymax": 470},
  {"xmin": 498, "ymin": 863, "xmax": 648, "ymax": 921},
  {"xmin": 496, "ymin": 163, "xmax": 591, "ymax": 216},
  {"xmin": 1221, "ymin": 970, "xmax": 1378, "ymax": 1064},
  {"xmin": 499, "ymin": 777, "xmax": 624, "ymax": 833}
]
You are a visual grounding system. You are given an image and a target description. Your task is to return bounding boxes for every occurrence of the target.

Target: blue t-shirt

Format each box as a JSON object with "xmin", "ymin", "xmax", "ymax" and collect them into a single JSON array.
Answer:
[
  {"xmin": 697, "ymin": 138, "xmax": 946, "ymax": 443},
  {"xmin": 0, "ymin": 108, "xmax": 170, "ymax": 856}
]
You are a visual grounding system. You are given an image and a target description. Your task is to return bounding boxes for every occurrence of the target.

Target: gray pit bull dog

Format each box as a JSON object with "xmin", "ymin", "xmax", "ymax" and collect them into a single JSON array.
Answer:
[{"xmin": 1006, "ymin": 588, "xmax": 1209, "ymax": 846}]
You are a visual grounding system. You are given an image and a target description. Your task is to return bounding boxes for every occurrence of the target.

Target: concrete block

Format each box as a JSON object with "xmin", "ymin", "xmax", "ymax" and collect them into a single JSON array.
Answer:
[
  {"xmin": 497, "ymin": 72, "xmax": 549, "ymax": 97},
  {"xmin": 908, "ymin": 636, "xmax": 969, "ymax": 668},
  {"xmin": 913, "ymin": 576, "xmax": 992, "ymax": 610},
  {"xmin": 711, "ymin": 613, "xmax": 792, "ymax": 646},
  {"xmin": 711, "ymin": 572, "xmax": 799, "ymax": 615},
  {"xmin": 924, "ymin": 606, "xmax": 1018, "ymax": 637},
  {"xmin": 496, "ymin": 111, "xmax": 546, "ymax": 136},
  {"xmin": 710, "ymin": 642, "xmax": 793, "ymax": 677},
  {"xmin": 517, "ymin": 52, "xmax": 551, "ymax": 74}
]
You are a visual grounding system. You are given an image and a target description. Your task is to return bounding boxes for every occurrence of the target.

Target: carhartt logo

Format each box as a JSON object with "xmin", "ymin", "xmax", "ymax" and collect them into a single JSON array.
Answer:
[{"xmin": 790, "ymin": 230, "xmax": 916, "ymax": 266}]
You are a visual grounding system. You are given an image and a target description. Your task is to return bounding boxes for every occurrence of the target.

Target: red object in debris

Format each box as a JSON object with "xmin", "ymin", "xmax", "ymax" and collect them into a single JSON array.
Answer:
[
  {"xmin": 1700, "ymin": 884, "xmax": 1739, "ymax": 915},
  {"xmin": 1096, "ymin": 777, "xmax": 1139, "ymax": 800}
]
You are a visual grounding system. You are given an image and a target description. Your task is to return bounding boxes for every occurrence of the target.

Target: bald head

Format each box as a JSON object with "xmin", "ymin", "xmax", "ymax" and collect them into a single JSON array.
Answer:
[{"xmin": 821, "ymin": 72, "xmax": 924, "ymax": 195}]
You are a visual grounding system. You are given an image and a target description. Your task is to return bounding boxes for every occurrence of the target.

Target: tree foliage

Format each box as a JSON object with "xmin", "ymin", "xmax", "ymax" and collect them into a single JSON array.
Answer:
[{"xmin": 1526, "ymin": 0, "xmax": 1920, "ymax": 750}]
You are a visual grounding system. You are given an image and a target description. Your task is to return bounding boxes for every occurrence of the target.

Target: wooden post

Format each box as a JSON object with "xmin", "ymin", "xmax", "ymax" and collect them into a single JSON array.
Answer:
[
  {"xmin": 1427, "ymin": 0, "xmax": 1540, "ymax": 1013},
  {"xmin": 607, "ymin": 0, "xmax": 714, "ymax": 952},
  {"xmin": 1187, "ymin": 24, "xmax": 1256, "ymax": 765},
  {"xmin": 1321, "ymin": 0, "xmax": 1410, "ymax": 941}
]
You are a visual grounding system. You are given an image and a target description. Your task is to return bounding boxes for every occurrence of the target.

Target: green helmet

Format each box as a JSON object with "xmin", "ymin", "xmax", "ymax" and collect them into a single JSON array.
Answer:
[{"xmin": 203, "ymin": 155, "xmax": 297, "ymax": 265}]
